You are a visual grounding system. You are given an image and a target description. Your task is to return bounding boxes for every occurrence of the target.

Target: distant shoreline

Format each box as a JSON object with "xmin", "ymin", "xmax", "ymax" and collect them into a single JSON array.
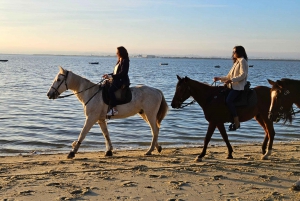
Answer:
[{"xmin": 1, "ymin": 53, "xmax": 300, "ymax": 61}]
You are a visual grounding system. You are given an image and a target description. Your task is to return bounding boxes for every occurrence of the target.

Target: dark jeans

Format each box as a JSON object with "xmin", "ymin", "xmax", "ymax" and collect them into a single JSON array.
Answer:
[
  {"xmin": 108, "ymin": 81, "xmax": 123, "ymax": 108},
  {"xmin": 226, "ymin": 90, "xmax": 241, "ymax": 117}
]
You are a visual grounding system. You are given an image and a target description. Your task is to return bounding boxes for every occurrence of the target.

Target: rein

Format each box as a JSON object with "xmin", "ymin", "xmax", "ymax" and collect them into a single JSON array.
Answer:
[
  {"xmin": 52, "ymin": 70, "xmax": 105, "ymax": 106},
  {"xmin": 179, "ymin": 81, "xmax": 218, "ymax": 108},
  {"xmin": 58, "ymin": 80, "xmax": 104, "ymax": 99},
  {"xmin": 179, "ymin": 100, "xmax": 196, "ymax": 108}
]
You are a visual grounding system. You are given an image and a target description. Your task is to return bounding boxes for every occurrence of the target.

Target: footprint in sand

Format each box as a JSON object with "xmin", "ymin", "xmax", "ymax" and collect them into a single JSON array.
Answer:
[
  {"xmin": 19, "ymin": 190, "xmax": 35, "ymax": 195},
  {"xmin": 121, "ymin": 181, "xmax": 137, "ymax": 187}
]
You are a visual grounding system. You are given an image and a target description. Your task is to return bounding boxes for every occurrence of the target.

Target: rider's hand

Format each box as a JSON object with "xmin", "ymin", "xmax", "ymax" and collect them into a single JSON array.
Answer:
[
  {"xmin": 103, "ymin": 74, "xmax": 108, "ymax": 79},
  {"xmin": 225, "ymin": 80, "xmax": 232, "ymax": 84},
  {"xmin": 213, "ymin": 77, "xmax": 221, "ymax": 81}
]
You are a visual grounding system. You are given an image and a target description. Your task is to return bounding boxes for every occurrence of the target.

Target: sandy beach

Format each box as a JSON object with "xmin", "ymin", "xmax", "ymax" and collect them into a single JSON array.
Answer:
[{"xmin": 1, "ymin": 142, "xmax": 300, "ymax": 201}]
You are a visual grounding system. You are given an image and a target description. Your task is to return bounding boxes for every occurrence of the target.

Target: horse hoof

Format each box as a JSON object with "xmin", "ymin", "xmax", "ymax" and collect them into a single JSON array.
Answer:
[
  {"xmin": 105, "ymin": 150, "xmax": 113, "ymax": 157},
  {"xmin": 226, "ymin": 155, "xmax": 233, "ymax": 159},
  {"xmin": 67, "ymin": 151, "xmax": 75, "ymax": 159},
  {"xmin": 194, "ymin": 156, "xmax": 202, "ymax": 162},
  {"xmin": 261, "ymin": 155, "xmax": 269, "ymax": 160},
  {"xmin": 157, "ymin": 146, "xmax": 162, "ymax": 153},
  {"xmin": 144, "ymin": 152, "xmax": 152, "ymax": 156}
]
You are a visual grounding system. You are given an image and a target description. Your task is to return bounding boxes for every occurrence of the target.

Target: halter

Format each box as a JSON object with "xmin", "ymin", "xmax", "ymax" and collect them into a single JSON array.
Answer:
[{"xmin": 51, "ymin": 71, "xmax": 69, "ymax": 97}]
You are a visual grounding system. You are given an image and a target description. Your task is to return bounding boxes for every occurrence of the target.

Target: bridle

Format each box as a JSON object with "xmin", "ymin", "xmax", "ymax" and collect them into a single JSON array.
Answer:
[
  {"xmin": 50, "ymin": 70, "xmax": 105, "ymax": 105},
  {"xmin": 51, "ymin": 71, "xmax": 69, "ymax": 97},
  {"xmin": 177, "ymin": 80, "xmax": 218, "ymax": 109},
  {"xmin": 177, "ymin": 84, "xmax": 196, "ymax": 108}
]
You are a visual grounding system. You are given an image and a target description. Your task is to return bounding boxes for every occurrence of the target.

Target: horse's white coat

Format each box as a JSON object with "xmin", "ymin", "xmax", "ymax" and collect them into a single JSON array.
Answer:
[{"xmin": 47, "ymin": 67, "xmax": 168, "ymax": 156}]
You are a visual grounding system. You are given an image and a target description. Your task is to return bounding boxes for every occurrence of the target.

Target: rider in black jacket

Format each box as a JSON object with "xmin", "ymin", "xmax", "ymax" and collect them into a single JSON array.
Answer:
[{"xmin": 103, "ymin": 46, "xmax": 130, "ymax": 116}]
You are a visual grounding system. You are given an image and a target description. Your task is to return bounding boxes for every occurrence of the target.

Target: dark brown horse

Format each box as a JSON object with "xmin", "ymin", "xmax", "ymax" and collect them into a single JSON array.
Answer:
[
  {"xmin": 268, "ymin": 78, "xmax": 300, "ymax": 123},
  {"xmin": 171, "ymin": 76, "xmax": 275, "ymax": 161}
]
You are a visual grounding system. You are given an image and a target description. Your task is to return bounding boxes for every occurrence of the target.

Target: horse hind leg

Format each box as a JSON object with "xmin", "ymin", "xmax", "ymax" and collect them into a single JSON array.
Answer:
[
  {"xmin": 139, "ymin": 113, "xmax": 161, "ymax": 155},
  {"xmin": 98, "ymin": 120, "xmax": 113, "ymax": 157}
]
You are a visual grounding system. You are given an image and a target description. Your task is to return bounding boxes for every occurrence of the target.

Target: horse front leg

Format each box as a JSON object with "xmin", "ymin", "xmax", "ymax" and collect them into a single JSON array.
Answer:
[
  {"xmin": 217, "ymin": 123, "xmax": 233, "ymax": 159},
  {"xmin": 262, "ymin": 134, "xmax": 269, "ymax": 155},
  {"xmin": 98, "ymin": 120, "xmax": 113, "ymax": 156},
  {"xmin": 67, "ymin": 117, "xmax": 97, "ymax": 159},
  {"xmin": 261, "ymin": 121, "xmax": 275, "ymax": 160},
  {"xmin": 195, "ymin": 122, "xmax": 216, "ymax": 162},
  {"xmin": 254, "ymin": 116, "xmax": 268, "ymax": 155}
]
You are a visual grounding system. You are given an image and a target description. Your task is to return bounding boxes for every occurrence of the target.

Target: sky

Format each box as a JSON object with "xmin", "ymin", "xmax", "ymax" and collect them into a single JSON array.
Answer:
[{"xmin": 0, "ymin": 0, "xmax": 300, "ymax": 59}]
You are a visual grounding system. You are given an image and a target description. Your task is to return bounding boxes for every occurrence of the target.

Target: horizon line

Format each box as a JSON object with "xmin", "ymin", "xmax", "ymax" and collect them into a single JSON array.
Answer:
[{"xmin": 1, "ymin": 53, "xmax": 300, "ymax": 61}]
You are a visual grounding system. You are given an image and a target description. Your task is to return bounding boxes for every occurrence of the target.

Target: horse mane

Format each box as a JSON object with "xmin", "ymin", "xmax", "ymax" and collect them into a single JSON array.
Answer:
[
  {"xmin": 70, "ymin": 71, "xmax": 97, "ymax": 86},
  {"xmin": 281, "ymin": 111, "xmax": 293, "ymax": 125},
  {"xmin": 71, "ymin": 71, "xmax": 94, "ymax": 84},
  {"xmin": 279, "ymin": 78, "xmax": 300, "ymax": 90},
  {"xmin": 281, "ymin": 78, "xmax": 300, "ymax": 83}
]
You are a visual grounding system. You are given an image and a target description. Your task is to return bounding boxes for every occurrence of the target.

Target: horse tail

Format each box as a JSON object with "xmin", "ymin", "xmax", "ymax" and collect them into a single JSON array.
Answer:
[{"xmin": 156, "ymin": 91, "xmax": 168, "ymax": 128}]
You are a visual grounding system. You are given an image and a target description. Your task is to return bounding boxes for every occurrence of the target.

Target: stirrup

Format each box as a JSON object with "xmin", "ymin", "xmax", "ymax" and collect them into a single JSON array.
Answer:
[
  {"xmin": 228, "ymin": 123, "xmax": 240, "ymax": 131},
  {"xmin": 107, "ymin": 109, "xmax": 118, "ymax": 116}
]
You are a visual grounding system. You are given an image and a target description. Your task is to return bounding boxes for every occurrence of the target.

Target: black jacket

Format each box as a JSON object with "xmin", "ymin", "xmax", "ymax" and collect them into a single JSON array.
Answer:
[{"xmin": 109, "ymin": 59, "xmax": 130, "ymax": 86}]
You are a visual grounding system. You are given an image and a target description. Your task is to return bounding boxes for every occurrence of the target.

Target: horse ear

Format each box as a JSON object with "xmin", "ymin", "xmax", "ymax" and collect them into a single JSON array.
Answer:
[
  {"xmin": 267, "ymin": 79, "xmax": 276, "ymax": 86},
  {"xmin": 184, "ymin": 76, "xmax": 189, "ymax": 82},
  {"xmin": 176, "ymin": 75, "xmax": 181, "ymax": 81},
  {"xmin": 58, "ymin": 66, "xmax": 65, "ymax": 73},
  {"xmin": 276, "ymin": 80, "xmax": 284, "ymax": 88}
]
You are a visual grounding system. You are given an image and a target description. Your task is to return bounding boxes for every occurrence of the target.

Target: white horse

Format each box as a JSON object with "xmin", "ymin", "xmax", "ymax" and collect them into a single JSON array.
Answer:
[{"xmin": 47, "ymin": 66, "xmax": 168, "ymax": 159}]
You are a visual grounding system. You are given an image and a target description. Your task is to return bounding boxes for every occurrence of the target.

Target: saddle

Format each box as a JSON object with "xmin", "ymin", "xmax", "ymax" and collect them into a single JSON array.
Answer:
[
  {"xmin": 209, "ymin": 81, "xmax": 257, "ymax": 108},
  {"xmin": 102, "ymin": 83, "xmax": 132, "ymax": 106}
]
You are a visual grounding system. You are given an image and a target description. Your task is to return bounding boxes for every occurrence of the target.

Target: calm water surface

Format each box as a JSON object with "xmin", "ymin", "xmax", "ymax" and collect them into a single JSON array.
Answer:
[{"xmin": 0, "ymin": 54, "xmax": 300, "ymax": 155}]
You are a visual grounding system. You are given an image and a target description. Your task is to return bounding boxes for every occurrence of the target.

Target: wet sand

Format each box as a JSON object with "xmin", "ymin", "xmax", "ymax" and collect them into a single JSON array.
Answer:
[{"xmin": 1, "ymin": 142, "xmax": 300, "ymax": 201}]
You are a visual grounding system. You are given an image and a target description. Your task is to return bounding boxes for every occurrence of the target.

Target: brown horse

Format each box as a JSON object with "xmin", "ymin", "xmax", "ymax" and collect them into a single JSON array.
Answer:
[
  {"xmin": 171, "ymin": 76, "xmax": 275, "ymax": 161},
  {"xmin": 268, "ymin": 78, "xmax": 300, "ymax": 123}
]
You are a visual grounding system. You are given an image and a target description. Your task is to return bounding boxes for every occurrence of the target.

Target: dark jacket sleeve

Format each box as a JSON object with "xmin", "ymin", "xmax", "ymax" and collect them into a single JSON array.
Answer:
[{"xmin": 112, "ymin": 59, "xmax": 129, "ymax": 80}]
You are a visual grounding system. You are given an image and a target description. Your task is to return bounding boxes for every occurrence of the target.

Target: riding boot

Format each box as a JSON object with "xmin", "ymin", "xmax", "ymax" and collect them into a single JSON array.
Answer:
[{"xmin": 234, "ymin": 116, "xmax": 240, "ymax": 129}]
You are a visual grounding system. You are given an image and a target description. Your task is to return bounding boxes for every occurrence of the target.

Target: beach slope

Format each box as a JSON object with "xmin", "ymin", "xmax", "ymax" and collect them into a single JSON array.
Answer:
[{"xmin": 1, "ymin": 142, "xmax": 300, "ymax": 200}]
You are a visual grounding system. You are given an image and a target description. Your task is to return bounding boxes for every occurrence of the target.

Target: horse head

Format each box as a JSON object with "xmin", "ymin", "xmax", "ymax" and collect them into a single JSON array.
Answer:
[
  {"xmin": 171, "ymin": 75, "xmax": 192, "ymax": 109},
  {"xmin": 267, "ymin": 79, "xmax": 293, "ymax": 123},
  {"xmin": 47, "ymin": 66, "xmax": 70, "ymax": 99}
]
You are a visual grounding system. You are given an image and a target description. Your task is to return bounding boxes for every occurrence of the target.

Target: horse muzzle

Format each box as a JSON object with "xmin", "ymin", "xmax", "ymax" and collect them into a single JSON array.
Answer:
[
  {"xmin": 171, "ymin": 100, "xmax": 181, "ymax": 109},
  {"xmin": 47, "ymin": 91, "xmax": 58, "ymax": 99}
]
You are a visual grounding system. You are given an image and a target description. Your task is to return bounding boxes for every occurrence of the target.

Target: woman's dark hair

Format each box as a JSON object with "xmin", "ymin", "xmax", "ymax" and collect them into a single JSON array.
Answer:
[
  {"xmin": 117, "ymin": 46, "xmax": 129, "ymax": 61},
  {"xmin": 232, "ymin": 45, "xmax": 248, "ymax": 63}
]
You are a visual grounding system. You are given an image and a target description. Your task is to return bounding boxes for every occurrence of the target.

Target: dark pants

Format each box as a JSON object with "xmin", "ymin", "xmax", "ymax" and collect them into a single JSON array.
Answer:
[
  {"xmin": 108, "ymin": 81, "xmax": 123, "ymax": 108},
  {"xmin": 226, "ymin": 90, "xmax": 241, "ymax": 117}
]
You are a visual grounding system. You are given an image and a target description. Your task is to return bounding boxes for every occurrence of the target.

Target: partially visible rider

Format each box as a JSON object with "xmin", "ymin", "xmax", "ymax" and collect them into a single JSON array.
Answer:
[
  {"xmin": 213, "ymin": 46, "xmax": 249, "ymax": 131},
  {"xmin": 103, "ymin": 46, "xmax": 130, "ymax": 116}
]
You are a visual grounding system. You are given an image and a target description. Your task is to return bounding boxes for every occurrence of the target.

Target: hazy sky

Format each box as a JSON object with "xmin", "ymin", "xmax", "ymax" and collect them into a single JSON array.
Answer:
[{"xmin": 1, "ymin": 0, "xmax": 300, "ymax": 59}]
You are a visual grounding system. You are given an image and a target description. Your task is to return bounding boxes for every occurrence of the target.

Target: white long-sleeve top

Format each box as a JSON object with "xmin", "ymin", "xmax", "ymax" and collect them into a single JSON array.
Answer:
[{"xmin": 220, "ymin": 57, "xmax": 248, "ymax": 90}]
